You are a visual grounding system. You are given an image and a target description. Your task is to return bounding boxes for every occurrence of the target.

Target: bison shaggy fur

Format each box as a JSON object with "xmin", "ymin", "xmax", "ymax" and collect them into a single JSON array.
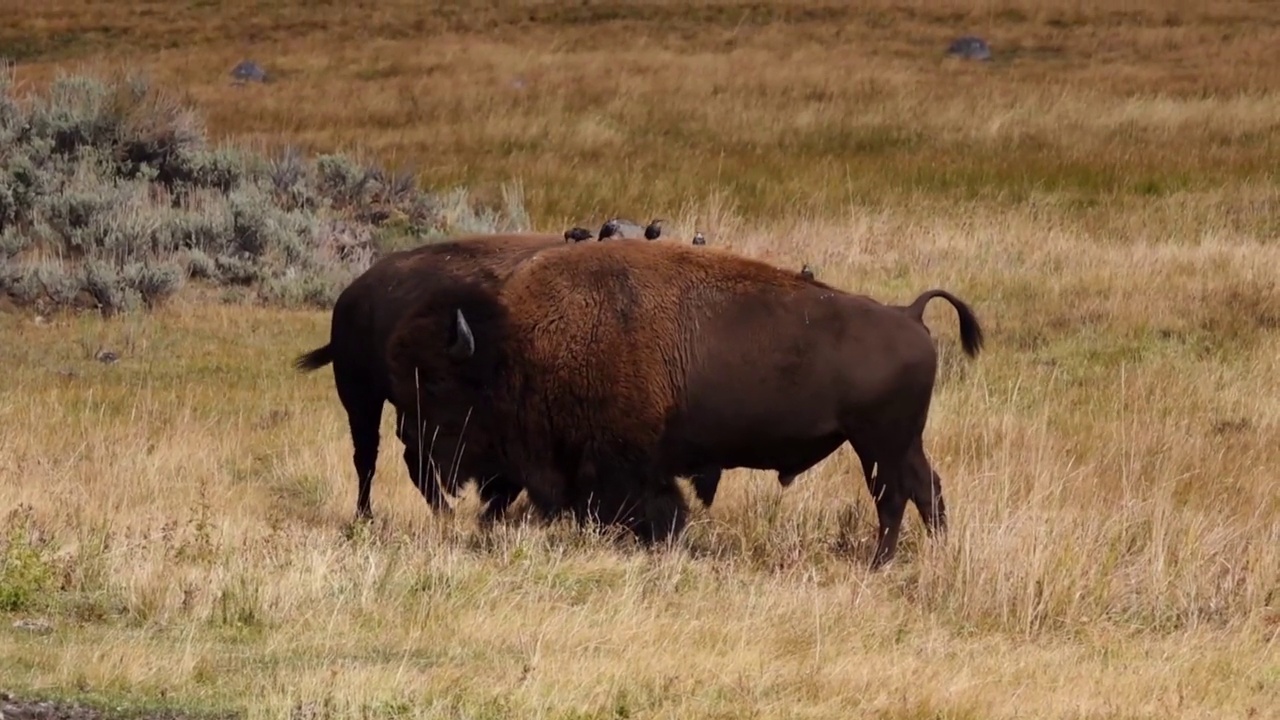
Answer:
[{"xmin": 387, "ymin": 240, "xmax": 983, "ymax": 565}]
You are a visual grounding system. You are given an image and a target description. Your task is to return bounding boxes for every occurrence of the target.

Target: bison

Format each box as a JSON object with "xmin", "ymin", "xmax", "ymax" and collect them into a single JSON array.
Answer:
[
  {"xmin": 386, "ymin": 240, "xmax": 983, "ymax": 566},
  {"xmin": 293, "ymin": 232, "xmax": 565, "ymax": 521},
  {"xmin": 295, "ymin": 232, "xmax": 728, "ymax": 524}
]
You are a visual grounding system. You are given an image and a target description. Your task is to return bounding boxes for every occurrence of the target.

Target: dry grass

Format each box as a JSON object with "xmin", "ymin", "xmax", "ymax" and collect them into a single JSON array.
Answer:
[
  {"xmin": 3, "ymin": 1, "xmax": 1280, "ymax": 718},
  {"xmin": 6, "ymin": 0, "xmax": 1280, "ymax": 223}
]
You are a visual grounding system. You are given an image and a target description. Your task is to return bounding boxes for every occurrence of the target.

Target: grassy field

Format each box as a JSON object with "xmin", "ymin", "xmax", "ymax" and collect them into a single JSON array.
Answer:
[{"xmin": 3, "ymin": 1, "xmax": 1280, "ymax": 718}]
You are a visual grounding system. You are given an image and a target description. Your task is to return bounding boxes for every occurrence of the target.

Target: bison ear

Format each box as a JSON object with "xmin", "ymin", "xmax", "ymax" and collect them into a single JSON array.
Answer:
[{"xmin": 448, "ymin": 309, "xmax": 476, "ymax": 360}]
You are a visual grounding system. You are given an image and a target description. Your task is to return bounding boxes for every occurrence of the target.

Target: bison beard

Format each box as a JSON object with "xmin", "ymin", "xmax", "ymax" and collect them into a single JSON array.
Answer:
[
  {"xmin": 291, "ymin": 232, "xmax": 564, "ymax": 521},
  {"xmin": 389, "ymin": 240, "xmax": 983, "ymax": 566}
]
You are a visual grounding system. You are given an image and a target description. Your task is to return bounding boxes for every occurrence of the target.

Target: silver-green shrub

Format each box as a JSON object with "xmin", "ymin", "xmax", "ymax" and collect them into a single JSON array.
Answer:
[{"xmin": 0, "ymin": 63, "xmax": 530, "ymax": 314}]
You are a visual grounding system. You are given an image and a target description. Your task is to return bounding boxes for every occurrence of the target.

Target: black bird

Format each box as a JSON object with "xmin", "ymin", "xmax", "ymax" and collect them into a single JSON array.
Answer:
[
  {"xmin": 800, "ymin": 264, "xmax": 815, "ymax": 280},
  {"xmin": 598, "ymin": 218, "xmax": 621, "ymax": 241},
  {"xmin": 564, "ymin": 227, "xmax": 593, "ymax": 243},
  {"xmin": 692, "ymin": 231, "xmax": 706, "ymax": 246},
  {"xmin": 644, "ymin": 218, "xmax": 664, "ymax": 240}
]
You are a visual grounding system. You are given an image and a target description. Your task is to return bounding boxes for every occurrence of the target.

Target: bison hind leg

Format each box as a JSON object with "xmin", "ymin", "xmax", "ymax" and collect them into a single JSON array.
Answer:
[
  {"xmin": 867, "ymin": 456, "xmax": 909, "ymax": 570},
  {"xmin": 334, "ymin": 368, "xmax": 383, "ymax": 520},
  {"xmin": 903, "ymin": 438, "xmax": 946, "ymax": 537}
]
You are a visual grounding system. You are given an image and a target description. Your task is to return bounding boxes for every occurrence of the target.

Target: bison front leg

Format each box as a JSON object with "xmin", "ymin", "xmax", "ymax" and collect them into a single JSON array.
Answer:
[
  {"xmin": 636, "ymin": 473, "xmax": 690, "ymax": 546},
  {"xmin": 689, "ymin": 466, "xmax": 723, "ymax": 508},
  {"xmin": 509, "ymin": 461, "xmax": 571, "ymax": 524},
  {"xmin": 575, "ymin": 482, "xmax": 688, "ymax": 546},
  {"xmin": 476, "ymin": 475, "xmax": 525, "ymax": 523},
  {"xmin": 569, "ymin": 456, "xmax": 688, "ymax": 546}
]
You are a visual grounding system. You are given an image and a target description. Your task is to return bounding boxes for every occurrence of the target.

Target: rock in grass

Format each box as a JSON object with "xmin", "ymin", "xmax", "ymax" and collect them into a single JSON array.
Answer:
[
  {"xmin": 946, "ymin": 36, "xmax": 993, "ymax": 61},
  {"xmin": 230, "ymin": 60, "xmax": 269, "ymax": 84}
]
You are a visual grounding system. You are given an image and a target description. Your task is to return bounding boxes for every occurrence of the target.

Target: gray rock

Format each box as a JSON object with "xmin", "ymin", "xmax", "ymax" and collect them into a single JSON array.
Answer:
[
  {"xmin": 946, "ymin": 36, "xmax": 992, "ymax": 61},
  {"xmin": 230, "ymin": 60, "xmax": 269, "ymax": 84}
]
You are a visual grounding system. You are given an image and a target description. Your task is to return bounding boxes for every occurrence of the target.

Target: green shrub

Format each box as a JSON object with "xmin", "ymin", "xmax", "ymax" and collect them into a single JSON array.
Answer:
[{"xmin": 0, "ymin": 506, "xmax": 57, "ymax": 613}]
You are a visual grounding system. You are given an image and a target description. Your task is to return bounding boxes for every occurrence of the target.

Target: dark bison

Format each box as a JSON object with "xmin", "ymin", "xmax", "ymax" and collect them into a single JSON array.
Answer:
[
  {"xmin": 293, "ymin": 232, "xmax": 565, "ymax": 521},
  {"xmin": 387, "ymin": 240, "xmax": 983, "ymax": 566}
]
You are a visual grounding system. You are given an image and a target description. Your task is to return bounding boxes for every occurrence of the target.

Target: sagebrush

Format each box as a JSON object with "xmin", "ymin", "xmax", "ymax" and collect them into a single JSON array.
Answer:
[{"xmin": 0, "ymin": 64, "xmax": 530, "ymax": 314}]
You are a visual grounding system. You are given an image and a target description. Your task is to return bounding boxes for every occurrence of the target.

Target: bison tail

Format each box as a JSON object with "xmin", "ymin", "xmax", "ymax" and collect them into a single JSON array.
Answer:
[
  {"xmin": 293, "ymin": 344, "xmax": 334, "ymax": 372},
  {"xmin": 903, "ymin": 289, "xmax": 985, "ymax": 358}
]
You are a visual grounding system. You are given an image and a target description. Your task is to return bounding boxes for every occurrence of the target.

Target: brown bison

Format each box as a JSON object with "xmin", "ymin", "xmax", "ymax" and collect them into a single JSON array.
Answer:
[
  {"xmin": 386, "ymin": 240, "xmax": 983, "ymax": 566},
  {"xmin": 292, "ymin": 232, "xmax": 565, "ymax": 520}
]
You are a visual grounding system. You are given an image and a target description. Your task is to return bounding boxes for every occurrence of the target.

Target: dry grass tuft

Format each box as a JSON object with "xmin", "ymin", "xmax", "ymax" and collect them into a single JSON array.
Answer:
[{"xmin": 2, "ymin": 1, "xmax": 1279, "ymax": 718}]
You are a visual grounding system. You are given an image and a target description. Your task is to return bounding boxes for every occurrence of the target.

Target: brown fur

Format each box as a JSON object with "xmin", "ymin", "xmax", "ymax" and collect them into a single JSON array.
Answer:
[
  {"xmin": 387, "ymin": 240, "xmax": 984, "ymax": 564},
  {"xmin": 293, "ymin": 232, "xmax": 563, "ymax": 520}
]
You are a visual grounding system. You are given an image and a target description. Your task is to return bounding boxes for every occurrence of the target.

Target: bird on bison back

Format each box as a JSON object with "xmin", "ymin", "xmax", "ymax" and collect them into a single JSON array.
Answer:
[
  {"xmin": 597, "ymin": 219, "xmax": 622, "ymax": 241},
  {"xmin": 291, "ymin": 232, "xmax": 564, "ymax": 523},
  {"xmin": 564, "ymin": 227, "xmax": 593, "ymax": 243},
  {"xmin": 389, "ymin": 240, "xmax": 984, "ymax": 567}
]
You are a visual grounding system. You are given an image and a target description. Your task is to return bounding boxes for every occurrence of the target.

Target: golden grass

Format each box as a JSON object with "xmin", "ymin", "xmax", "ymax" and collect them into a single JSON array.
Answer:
[
  {"xmin": 3, "ymin": 1, "xmax": 1280, "ymax": 718},
  {"xmin": 6, "ymin": 0, "xmax": 1280, "ymax": 223},
  {"xmin": 4, "ymin": 208, "xmax": 1279, "ymax": 717}
]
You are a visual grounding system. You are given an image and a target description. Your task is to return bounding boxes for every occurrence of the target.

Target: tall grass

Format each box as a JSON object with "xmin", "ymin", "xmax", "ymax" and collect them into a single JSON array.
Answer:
[{"xmin": 3, "ymin": 204, "xmax": 1278, "ymax": 717}]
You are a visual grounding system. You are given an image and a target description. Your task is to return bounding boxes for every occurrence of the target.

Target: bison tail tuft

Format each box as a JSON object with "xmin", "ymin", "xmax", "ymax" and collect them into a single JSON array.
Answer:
[
  {"xmin": 293, "ymin": 344, "xmax": 334, "ymax": 372},
  {"xmin": 904, "ymin": 289, "xmax": 985, "ymax": 358},
  {"xmin": 956, "ymin": 302, "xmax": 984, "ymax": 358}
]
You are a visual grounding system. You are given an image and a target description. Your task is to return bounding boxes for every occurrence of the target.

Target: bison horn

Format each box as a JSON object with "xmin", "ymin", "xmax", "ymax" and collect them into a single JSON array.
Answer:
[{"xmin": 449, "ymin": 309, "xmax": 475, "ymax": 360}]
